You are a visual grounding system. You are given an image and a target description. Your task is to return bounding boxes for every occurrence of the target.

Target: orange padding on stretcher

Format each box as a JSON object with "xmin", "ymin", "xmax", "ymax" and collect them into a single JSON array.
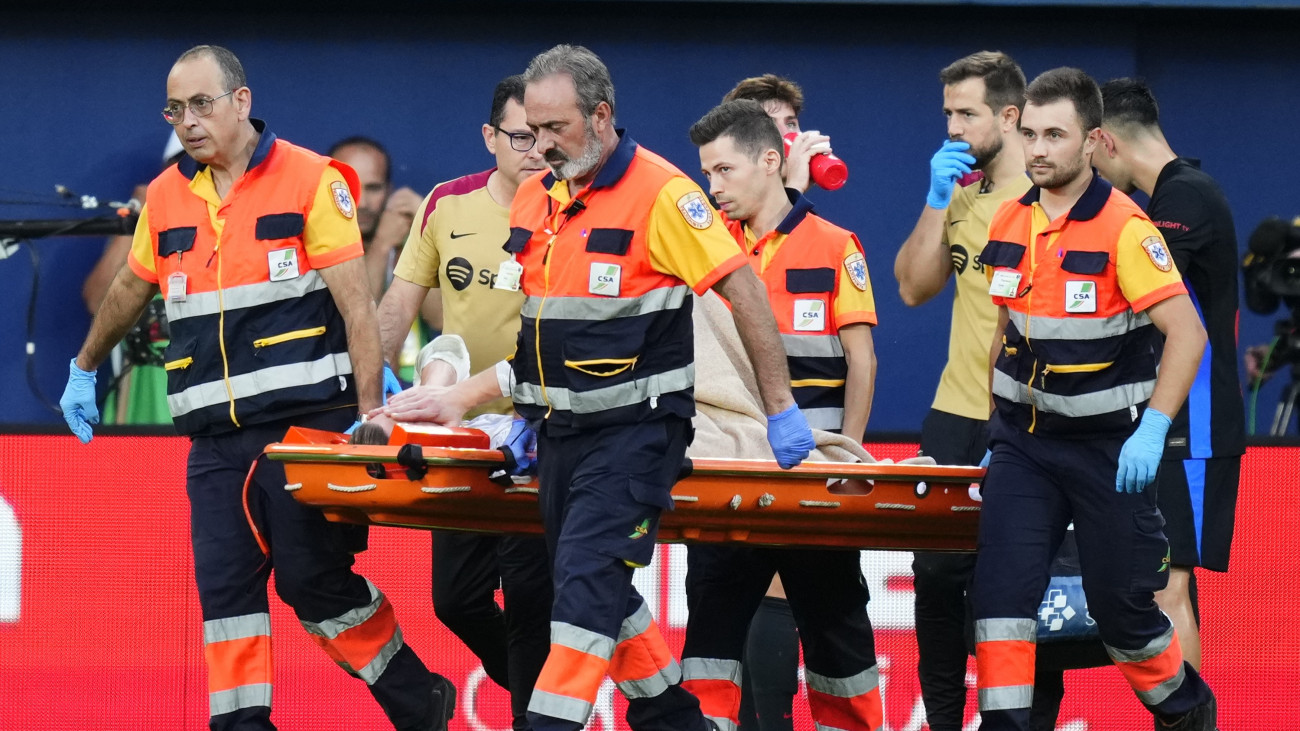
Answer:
[{"xmin": 268, "ymin": 424, "xmax": 985, "ymax": 552}]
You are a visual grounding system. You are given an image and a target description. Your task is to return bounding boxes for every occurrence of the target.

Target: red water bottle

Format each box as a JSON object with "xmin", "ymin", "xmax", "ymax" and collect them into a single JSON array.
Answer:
[{"xmin": 783, "ymin": 131, "xmax": 849, "ymax": 191}]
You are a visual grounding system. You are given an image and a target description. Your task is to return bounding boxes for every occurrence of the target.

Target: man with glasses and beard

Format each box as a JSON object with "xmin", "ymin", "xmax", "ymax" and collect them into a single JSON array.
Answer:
[
  {"xmin": 375, "ymin": 44, "xmax": 814, "ymax": 731},
  {"xmin": 970, "ymin": 67, "xmax": 1218, "ymax": 731},
  {"xmin": 59, "ymin": 44, "xmax": 455, "ymax": 731},
  {"xmin": 375, "ymin": 74, "xmax": 552, "ymax": 731},
  {"xmin": 892, "ymin": 50, "xmax": 1033, "ymax": 731}
]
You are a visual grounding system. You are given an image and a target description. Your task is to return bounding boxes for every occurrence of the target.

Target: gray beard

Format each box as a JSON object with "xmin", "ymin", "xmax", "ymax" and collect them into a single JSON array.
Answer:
[{"xmin": 552, "ymin": 133, "xmax": 602, "ymax": 181}]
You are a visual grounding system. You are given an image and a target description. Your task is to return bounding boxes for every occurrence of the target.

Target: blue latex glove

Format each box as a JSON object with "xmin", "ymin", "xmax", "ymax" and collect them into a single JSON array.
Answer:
[
  {"xmin": 1116, "ymin": 408, "xmax": 1172, "ymax": 493},
  {"xmin": 382, "ymin": 364, "xmax": 402, "ymax": 403},
  {"xmin": 502, "ymin": 418, "xmax": 538, "ymax": 476},
  {"xmin": 978, "ymin": 449, "xmax": 992, "ymax": 469},
  {"xmin": 766, "ymin": 404, "xmax": 815, "ymax": 469},
  {"xmin": 60, "ymin": 358, "xmax": 99, "ymax": 444},
  {"xmin": 926, "ymin": 140, "xmax": 976, "ymax": 209}
]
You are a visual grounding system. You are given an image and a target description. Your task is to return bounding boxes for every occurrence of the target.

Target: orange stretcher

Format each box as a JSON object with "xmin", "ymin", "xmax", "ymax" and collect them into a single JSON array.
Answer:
[{"xmin": 266, "ymin": 424, "xmax": 985, "ymax": 552}]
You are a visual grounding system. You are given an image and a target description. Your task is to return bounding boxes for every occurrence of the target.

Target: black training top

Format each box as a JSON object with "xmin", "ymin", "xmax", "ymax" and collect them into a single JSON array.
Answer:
[{"xmin": 1148, "ymin": 157, "xmax": 1246, "ymax": 458}]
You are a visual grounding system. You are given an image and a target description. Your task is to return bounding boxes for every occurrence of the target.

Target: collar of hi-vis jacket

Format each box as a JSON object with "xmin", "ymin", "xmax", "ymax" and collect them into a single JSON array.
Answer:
[
  {"xmin": 176, "ymin": 118, "xmax": 277, "ymax": 180},
  {"xmin": 740, "ymin": 187, "xmax": 817, "ymax": 254},
  {"xmin": 536, "ymin": 128, "xmax": 637, "ymax": 197},
  {"xmin": 1015, "ymin": 168, "xmax": 1112, "ymax": 223}
]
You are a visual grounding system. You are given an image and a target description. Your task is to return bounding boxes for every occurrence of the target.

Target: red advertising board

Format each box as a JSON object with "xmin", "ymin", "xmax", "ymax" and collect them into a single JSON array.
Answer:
[{"xmin": 0, "ymin": 434, "xmax": 1295, "ymax": 729}]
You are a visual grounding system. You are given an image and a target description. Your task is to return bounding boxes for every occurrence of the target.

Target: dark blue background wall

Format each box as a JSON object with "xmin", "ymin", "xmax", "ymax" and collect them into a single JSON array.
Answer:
[{"xmin": 3, "ymin": 4, "xmax": 1297, "ymax": 434}]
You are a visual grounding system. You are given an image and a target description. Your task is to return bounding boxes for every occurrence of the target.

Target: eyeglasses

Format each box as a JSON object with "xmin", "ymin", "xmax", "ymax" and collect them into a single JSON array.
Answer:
[
  {"xmin": 495, "ymin": 126, "xmax": 536, "ymax": 152},
  {"xmin": 162, "ymin": 91, "xmax": 234, "ymax": 125}
]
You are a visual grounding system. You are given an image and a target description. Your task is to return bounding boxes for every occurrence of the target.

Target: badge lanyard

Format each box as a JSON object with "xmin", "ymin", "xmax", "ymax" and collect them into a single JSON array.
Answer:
[{"xmin": 497, "ymin": 185, "xmax": 594, "ymax": 292}]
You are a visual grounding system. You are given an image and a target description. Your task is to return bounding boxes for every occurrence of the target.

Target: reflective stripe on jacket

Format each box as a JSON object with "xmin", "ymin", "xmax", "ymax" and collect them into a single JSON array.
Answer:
[
  {"xmin": 147, "ymin": 131, "xmax": 360, "ymax": 436},
  {"xmin": 985, "ymin": 176, "xmax": 1162, "ymax": 438}
]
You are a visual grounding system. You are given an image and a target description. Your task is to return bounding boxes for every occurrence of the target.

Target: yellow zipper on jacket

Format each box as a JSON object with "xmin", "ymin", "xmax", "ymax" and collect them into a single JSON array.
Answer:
[
  {"xmin": 254, "ymin": 326, "xmax": 326, "ymax": 349},
  {"xmin": 214, "ymin": 237, "xmax": 240, "ymax": 428},
  {"xmin": 536, "ymin": 233, "xmax": 556, "ymax": 419}
]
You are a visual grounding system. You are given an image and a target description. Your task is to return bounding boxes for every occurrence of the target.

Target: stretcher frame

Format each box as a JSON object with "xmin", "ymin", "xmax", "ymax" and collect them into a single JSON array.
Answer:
[{"xmin": 266, "ymin": 425, "xmax": 985, "ymax": 551}]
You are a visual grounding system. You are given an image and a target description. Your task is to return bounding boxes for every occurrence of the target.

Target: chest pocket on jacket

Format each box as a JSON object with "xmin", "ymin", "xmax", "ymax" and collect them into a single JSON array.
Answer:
[
  {"xmin": 255, "ymin": 212, "xmax": 305, "ymax": 241},
  {"xmin": 785, "ymin": 267, "xmax": 835, "ymax": 294},
  {"xmin": 158, "ymin": 227, "xmax": 197, "ymax": 257},
  {"xmin": 586, "ymin": 228, "xmax": 634, "ymax": 256},
  {"xmin": 981, "ymin": 240, "xmax": 1026, "ymax": 269},
  {"xmin": 1059, "ymin": 250, "xmax": 1110, "ymax": 275},
  {"xmin": 503, "ymin": 226, "xmax": 532, "ymax": 254}
]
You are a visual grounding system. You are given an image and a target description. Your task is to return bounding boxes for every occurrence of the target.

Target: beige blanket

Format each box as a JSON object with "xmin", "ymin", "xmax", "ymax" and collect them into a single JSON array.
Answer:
[{"xmin": 687, "ymin": 291, "xmax": 874, "ymax": 464}]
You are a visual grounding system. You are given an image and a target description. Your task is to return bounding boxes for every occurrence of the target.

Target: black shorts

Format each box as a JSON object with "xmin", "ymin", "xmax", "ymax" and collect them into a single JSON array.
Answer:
[
  {"xmin": 1156, "ymin": 456, "xmax": 1241, "ymax": 572},
  {"xmin": 919, "ymin": 408, "xmax": 989, "ymax": 466}
]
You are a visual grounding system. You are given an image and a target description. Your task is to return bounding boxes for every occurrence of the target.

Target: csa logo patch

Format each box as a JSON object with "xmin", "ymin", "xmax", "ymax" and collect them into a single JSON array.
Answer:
[
  {"xmin": 330, "ymin": 180, "xmax": 355, "ymax": 220},
  {"xmin": 1141, "ymin": 236, "xmax": 1173, "ymax": 272},
  {"xmin": 794, "ymin": 299, "xmax": 826, "ymax": 332},
  {"xmin": 628, "ymin": 518, "xmax": 650, "ymax": 540},
  {"xmin": 1065, "ymin": 280, "xmax": 1096, "ymax": 313},
  {"xmin": 844, "ymin": 251, "xmax": 869, "ymax": 291},
  {"xmin": 676, "ymin": 191, "xmax": 714, "ymax": 230}
]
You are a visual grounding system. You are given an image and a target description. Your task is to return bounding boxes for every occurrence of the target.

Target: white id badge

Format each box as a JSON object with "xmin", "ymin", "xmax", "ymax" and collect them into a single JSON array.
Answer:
[
  {"xmin": 167, "ymin": 271, "xmax": 187, "ymax": 303},
  {"xmin": 494, "ymin": 259, "xmax": 523, "ymax": 291},
  {"xmin": 988, "ymin": 269, "xmax": 1023, "ymax": 298}
]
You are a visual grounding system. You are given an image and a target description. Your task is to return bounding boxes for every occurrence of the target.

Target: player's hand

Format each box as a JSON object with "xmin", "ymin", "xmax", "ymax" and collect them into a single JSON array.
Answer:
[
  {"xmin": 60, "ymin": 358, "xmax": 99, "ymax": 444},
  {"xmin": 927, "ymin": 140, "xmax": 976, "ymax": 209},
  {"xmin": 766, "ymin": 403, "xmax": 816, "ymax": 469},
  {"xmin": 372, "ymin": 187, "xmax": 422, "ymax": 250},
  {"xmin": 500, "ymin": 418, "xmax": 538, "ymax": 476},
  {"xmin": 784, "ymin": 130, "xmax": 833, "ymax": 194},
  {"xmin": 376, "ymin": 384, "xmax": 467, "ymax": 426},
  {"xmin": 1116, "ymin": 408, "xmax": 1171, "ymax": 493}
]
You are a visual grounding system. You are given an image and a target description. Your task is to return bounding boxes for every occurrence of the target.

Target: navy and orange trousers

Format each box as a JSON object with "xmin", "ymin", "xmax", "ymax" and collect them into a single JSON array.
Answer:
[
  {"xmin": 527, "ymin": 417, "xmax": 709, "ymax": 731},
  {"xmin": 681, "ymin": 545, "xmax": 884, "ymax": 731},
  {"xmin": 188, "ymin": 409, "xmax": 437, "ymax": 731},
  {"xmin": 971, "ymin": 416, "xmax": 1214, "ymax": 730}
]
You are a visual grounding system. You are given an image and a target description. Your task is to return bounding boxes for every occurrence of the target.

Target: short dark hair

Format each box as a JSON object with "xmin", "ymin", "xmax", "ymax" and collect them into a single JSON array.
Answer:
[
  {"xmin": 1025, "ymin": 67, "xmax": 1102, "ymax": 132},
  {"xmin": 939, "ymin": 51, "xmax": 1026, "ymax": 113},
  {"xmin": 327, "ymin": 136, "xmax": 391, "ymax": 183},
  {"xmin": 723, "ymin": 74, "xmax": 804, "ymax": 117},
  {"xmin": 1100, "ymin": 77, "xmax": 1161, "ymax": 132},
  {"xmin": 689, "ymin": 99, "xmax": 784, "ymax": 162},
  {"xmin": 175, "ymin": 45, "xmax": 247, "ymax": 92},
  {"xmin": 523, "ymin": 44, "xmax": 615, "ymax": 119},
  {"xmin": 489, "ymin": 75, "xmax": 527, "ymax": 128}
]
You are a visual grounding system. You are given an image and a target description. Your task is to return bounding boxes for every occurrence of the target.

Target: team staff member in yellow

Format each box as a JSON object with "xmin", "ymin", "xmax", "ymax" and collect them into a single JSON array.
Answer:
[
  {"xmin": 972, "ymin": 67, "xmax": 1217, "ymax": 731},
  {"xmin": 58, "ymin": 45, "xmax": 454, "ymax": 731},
  {"xmin": 378, "ymin": 45, "xmax": 814, "ymax": 731},
  {"xmin": 376, "ymin": 75, "xmax": 551, "ymax": 731},
  {"xmin": 682, "ymin": 99, "xmax": 883, "ymax": 731},
  {"xmin": 892, "ymin": 51, "xmax": 1032, "ymax": 731}
]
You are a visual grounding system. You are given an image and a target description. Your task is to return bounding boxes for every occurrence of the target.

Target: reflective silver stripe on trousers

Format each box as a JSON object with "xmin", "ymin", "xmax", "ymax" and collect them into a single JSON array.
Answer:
[
  {"xmin": 992, "ymin": 369, "xmax": 1154, "ymax": 418},
  {"xmin": 618, "ymin": 600, "xmax": 654, "ymax": 641},
  {"xmin": 355, "ymin": 625, "xmax": 405, "ymax": 685},
  {"xmin": 802, "ymin": 407, "xmax": 844, "ymax": 432},
  {"xmin": 550, "ymin": 621, "xmax": 616, "ymax": 659},
  {"xmin": 616, "ymin": 665, "xmax": 679, "ymax": 699},
  {"xmin": 166, "ymin": 270, "xmax": 328, "ymax": 322},
  {"xmin": 300, "ymin": 579, "xmax": 382, "ymax": 640},
  {"xmin": 1105, "ymin": 623, "xmax": 1175, "ymax": 664},
  {"xmin": 168, "ymin": 352, "xmax": 352, "ymax": 418},
  {"xmin": 1132, "ymin": 662, "xmax": 1187, "ymax": 706},
  {"xmin": 805, "ymin": 665, "xmax": 880, "ymax": 698},
  {"xmin": 203, "ymin": 612, "xmax": 271, "ymax": 644},
  {"xmin": 528, "ymin": 688, "xmax": 594, "ymax": 724},
  {"xmin": 682, "ymin": 657, "xmax": 743, "ymax": 685},
  {"xmin": 781, "ymin": 333, "xmax": 844, "ymax": 358},
  {"xmin": 1008, "ymin": 307, "xmax": 1152, "ymax": 342},
  {"xmin": 521, "ymin": 285, "xmax": 692, "ymax": 320},
  {"xmin": 979, "ymin": 684, "xmax": 1034, "ymax": 711},
  {"xmin": 210, "ymin": 683, "xmax": 272, "ymax": 717},
  {"xmin": 513, "ymin": 365, "xmax": 694, "ymax": 414},
  {"xmin": 974, "ymin": 618, "xmax": 1037, "ymax": 643}
]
